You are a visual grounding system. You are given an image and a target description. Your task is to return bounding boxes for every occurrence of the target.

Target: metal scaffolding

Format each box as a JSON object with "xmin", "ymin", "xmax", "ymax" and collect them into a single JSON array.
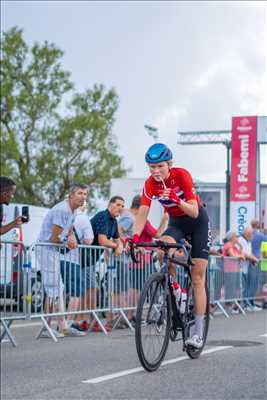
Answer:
[{"xmin": 177, "ymin": 130, "xmax": 232, "ymax": 231}]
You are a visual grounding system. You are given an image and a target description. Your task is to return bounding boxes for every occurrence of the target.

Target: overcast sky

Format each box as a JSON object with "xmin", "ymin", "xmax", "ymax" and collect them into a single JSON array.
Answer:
[{"xmin": 2, "ymin": 0, "xmax": 267, "ymax": 184}]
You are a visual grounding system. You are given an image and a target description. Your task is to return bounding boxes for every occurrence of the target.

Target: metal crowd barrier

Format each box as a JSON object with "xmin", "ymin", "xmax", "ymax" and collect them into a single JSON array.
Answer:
[
  {"xmin": 208, "ymin": 255, "xmax": 267, "ymax": 318},
  {"xmin": 1, "ymin": 240, "xmax": 266, "ymax": 346},
  {"xmin": 0, "ymin": 240, "xmax": 30, "ymax": 346},
  {"xmin": 27, "ymin": 242, "xmax": 155, "ymax": 339}
]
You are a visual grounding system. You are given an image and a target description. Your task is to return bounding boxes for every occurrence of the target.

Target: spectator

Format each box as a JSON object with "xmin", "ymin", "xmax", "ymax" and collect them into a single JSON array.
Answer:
[
  {"xmin": 250, "ymin": 219, "xmax": 267, "ymax": 308},
  {"xmin": 88, "ymin": 196, "xmax": 125, "ymax": 332},
  {"xmin": 223, "ymin": 231, "xmax": 244, "ymax": 259},
  {"xmin": 238, "ymin": 227, "xmax": 259, "ymax": 311},
  {"xmin": 71, "ymin": 201, "xmax": 94, "ymax": 331},
  {"xmin": 251, "ymin": 220, "xmax": 267, "ymax": 258},
  {"xmin": 59, "ymin": 190, "xmax": 93, "ymax": 331},
  {"xmin": 0, "ymin": 177, "xmax": 28, "ymax": 235},
  {"xmin": 118, "ymin": 194, "xmax": 169, "ymax": 325},
  {"xmin": 37, "ymin": 183, "xmax": 88, "ymax": 338},
  {"xmin": 222, "ymin": 231, "xmax": 245, "ymax": 313},
  {"xmin": 260, "ymin": 239, "xmax": 267, "ymax": 308}
]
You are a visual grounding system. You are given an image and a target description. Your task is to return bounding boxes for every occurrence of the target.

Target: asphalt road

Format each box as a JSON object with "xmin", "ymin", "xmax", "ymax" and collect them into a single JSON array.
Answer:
[{"xmin": 1, "ymin": 311, "xmax": 267, "ymax": 400}]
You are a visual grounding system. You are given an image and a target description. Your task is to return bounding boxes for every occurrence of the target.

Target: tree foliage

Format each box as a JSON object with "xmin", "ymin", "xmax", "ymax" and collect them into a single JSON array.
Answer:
[{"xmin": 1, "ymin": 27, "xmax": 127, "ymax": 210}]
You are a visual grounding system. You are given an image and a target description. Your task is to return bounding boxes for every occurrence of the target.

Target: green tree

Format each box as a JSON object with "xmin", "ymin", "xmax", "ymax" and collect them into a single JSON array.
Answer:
[{"xmin": 1, "ymin": 27, "xmax": 127, "ymax": 211}]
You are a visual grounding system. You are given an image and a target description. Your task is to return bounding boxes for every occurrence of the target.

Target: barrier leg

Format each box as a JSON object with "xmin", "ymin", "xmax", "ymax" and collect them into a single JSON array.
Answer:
[
  {"xmin": 36, "ymin": 316, "xmax": 58, "ymax": 342},
  {"xmin": 119, "ymin": 309, "xmax": 134, "ymax": 331},
  {"xmin": 234, "ymin": 300, "xmax": 246, "ymax": 315},
  {"xmin": 0, "ymin": 319, "xmax": 17, "ymax": 347},
  {"xmin": 215, "ymin": 301, "xmax": 230, "ymax": 318},
  {"xmin": 91, "ymin": 311, "xmax": 108, "ymax": 335}
]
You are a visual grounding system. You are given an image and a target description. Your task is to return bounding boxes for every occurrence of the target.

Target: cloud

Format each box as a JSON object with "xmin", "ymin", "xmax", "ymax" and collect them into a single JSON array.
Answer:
[{"xmin": 154, "ymin": 106, "xmax": 188, "ymax": 132}]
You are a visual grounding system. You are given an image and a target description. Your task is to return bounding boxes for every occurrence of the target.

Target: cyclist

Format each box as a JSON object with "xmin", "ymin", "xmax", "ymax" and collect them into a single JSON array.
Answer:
[{"xmin": 132, "ymin": 143, "xmax": 210, "ymax": 348}]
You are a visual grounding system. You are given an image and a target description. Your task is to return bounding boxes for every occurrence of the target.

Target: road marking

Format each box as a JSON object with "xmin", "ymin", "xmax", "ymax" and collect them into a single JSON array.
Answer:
[
  {"xmin": 259, "ymin": 333, "xmax": 267, "ymax": 337},
  {"xmin": 82, "ymin": 346, "xmax": 232, "ymax": 384}
]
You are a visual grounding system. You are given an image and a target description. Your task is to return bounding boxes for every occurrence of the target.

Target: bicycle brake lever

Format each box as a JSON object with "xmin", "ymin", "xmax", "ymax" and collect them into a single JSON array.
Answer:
[
  {"xmin": 180, "ymin": 238, "xmax": 192, "ymax": 250},
  {"xmin": 129, "ymin": 240, "xmax": 139, "ymax": 263}
]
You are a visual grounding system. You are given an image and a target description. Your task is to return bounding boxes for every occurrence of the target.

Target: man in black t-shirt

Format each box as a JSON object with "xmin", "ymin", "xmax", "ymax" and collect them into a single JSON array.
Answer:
[
  {"xmin": 89, "ymin": 196, "xmax": 125, "ymax": 332},
  {"xmin": 0, "ymin": 177, "xmax": 27, "ymax": 235}
]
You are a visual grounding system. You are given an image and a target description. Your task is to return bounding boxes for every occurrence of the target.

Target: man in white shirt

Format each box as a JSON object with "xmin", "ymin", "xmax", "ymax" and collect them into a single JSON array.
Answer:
[{"xmin": 37, "ymin": 183, "xmax": 88, "ymax": 337}]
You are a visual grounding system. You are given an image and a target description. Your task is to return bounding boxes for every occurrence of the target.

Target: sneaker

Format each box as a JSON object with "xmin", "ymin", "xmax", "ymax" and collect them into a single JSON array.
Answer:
[
  {"xmin": 91, "ymin": 322, "xmax": 112, "ymax": 333},
  {"xmin": 91, "ymin": 322, "xmax": 102, "ymax": 332},
  {"xmin": 185, "ymin": 335, "xmax": 203, "ymax": 349},
  {"xmin": 115, "ymin": 320, "xmax": 129, "ymax": 329},
  {"xmin": 129, "ymin": 316, "xmax": 136, "ymax": 328},
  {"xmin": 71, "ymin": 322, "xmax": 89, "ymax": 332},
  {"xmin": 251, "ymin": 305, "xmax": 262, "ymax": 312},
  {"xmin": 80, "ymin": 320, "xmax": 90, "ymax": 330},
  {"xmin": 40, "ymin": 329, "xmax": 64, "ymax": 339},
  {"xmin": 63, "ymin": 327, "xmax": 86, "ymax": 337},
  {"xmin": 231, "ymin": 308, "xmax": 240, "ymax": 315}
]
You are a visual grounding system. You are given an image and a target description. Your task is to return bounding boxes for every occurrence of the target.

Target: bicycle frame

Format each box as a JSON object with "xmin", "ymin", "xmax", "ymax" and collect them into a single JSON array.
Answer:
[
  {"xmin": 165, "ymin": 262, "xmax": 193, "ymax": 347},
  {"xmin": 130, "ymin": 239, "xmax": 194, "ymax": 346}
]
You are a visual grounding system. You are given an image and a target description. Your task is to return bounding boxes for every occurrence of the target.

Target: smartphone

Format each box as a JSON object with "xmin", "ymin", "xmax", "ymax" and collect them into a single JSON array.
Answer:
[{"xmin": 21, "ymin": 206, "xmax": 29, "ymax": 223}]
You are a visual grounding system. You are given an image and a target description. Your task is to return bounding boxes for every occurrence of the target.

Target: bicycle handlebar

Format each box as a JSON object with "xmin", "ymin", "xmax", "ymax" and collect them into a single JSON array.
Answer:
[
  {"xmin": 129, "ymin": 239, "xmax": 192, "ymax": 264},
  {"xmin": 134, "ymin": 239, "xmax": 191, "ymax": 250}
]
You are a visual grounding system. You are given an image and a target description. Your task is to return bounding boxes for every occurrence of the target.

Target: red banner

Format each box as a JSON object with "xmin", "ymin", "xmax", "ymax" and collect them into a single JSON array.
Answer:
[{"xmin": 230, "ymin": 116, "xmax": 257, "ymax": 202}]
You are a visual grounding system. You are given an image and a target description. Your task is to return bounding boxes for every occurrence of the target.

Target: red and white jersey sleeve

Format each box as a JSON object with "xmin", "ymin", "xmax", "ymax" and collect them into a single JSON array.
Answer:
[{"xmin": 141, "ymin": 179, "xmax": 154, "ymax": 207}]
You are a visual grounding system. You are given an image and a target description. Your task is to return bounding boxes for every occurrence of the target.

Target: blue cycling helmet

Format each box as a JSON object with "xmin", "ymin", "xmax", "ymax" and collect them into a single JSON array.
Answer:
[{"xmin": 145, "ymin": 143, "xmax": 173, "ymax": 164}]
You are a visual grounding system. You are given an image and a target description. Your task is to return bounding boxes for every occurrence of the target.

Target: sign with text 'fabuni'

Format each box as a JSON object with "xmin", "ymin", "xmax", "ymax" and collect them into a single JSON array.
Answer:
[{"xmin": 230, "ymin": 116, "xmax": 257, "ymax": 234}]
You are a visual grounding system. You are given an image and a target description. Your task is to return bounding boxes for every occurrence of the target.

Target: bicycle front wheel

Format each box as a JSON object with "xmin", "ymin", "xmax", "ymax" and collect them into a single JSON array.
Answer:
[{"xmin": 135, "ymin": 272, "xmax": 171, "ymax": 372}]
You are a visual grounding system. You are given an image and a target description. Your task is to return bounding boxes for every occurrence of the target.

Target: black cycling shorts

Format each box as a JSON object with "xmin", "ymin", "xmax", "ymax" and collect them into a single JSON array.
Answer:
[{"xmin": 163, "ymin": 207, "xmax": 210, "ymax": 260}]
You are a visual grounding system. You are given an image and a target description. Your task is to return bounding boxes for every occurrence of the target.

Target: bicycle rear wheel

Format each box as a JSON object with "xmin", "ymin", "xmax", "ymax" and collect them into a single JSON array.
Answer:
[
  {"xmin": 135, "ymin": 272, "xmax": 171, "ymax": 372},
  {"xmin": 185, "ymin": 274, "xmax": 210, "ymax": 359}
]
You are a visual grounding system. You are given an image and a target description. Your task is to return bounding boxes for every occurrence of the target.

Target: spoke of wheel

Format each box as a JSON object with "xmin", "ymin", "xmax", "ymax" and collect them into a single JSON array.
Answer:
[{"xmin": 140, "ymin": 284, "xmax": 167, "ymax": 363}]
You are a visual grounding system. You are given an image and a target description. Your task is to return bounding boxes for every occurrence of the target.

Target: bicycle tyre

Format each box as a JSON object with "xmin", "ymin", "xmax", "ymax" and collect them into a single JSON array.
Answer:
[
  {"xmin": 135, "ymin": 272, "xmax": 171, "ymax": 372},
  {"xmin": 186, "ymin": 274, "xmax": 210, "ymax": 359}
]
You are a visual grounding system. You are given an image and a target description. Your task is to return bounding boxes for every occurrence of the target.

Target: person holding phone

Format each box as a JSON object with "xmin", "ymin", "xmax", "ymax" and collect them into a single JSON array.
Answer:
[{"xmin": 0, "ymin": 176, "xmax": 29, "ymax": 236}]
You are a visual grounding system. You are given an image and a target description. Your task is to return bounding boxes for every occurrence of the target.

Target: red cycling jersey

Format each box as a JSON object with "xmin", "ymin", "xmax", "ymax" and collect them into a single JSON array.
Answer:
[{"xmin": 141, "ymin": 167, "xmax": 200, "ymax": 217}]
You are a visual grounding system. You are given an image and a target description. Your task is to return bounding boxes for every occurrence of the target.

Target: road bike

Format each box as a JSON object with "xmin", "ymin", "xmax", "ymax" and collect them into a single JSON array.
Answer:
[{"xmin": 129, "ymin": 239, "xmax": 210, "ymax": 372}]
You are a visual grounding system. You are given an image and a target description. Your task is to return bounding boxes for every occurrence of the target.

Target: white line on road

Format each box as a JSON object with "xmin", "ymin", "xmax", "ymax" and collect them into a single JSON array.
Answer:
[
  {"xmin": 259, "ymin": 333, "xmax": 267, "ymax": 337},
  {"xmin": 82, "ymin": 346, "xmax": 233, "ymax": 384}
]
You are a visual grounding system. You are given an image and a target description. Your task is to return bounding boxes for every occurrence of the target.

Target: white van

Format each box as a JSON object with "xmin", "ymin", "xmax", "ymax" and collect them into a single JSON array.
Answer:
[
  {"xmin": 0, "ymin": 203, "xmax": 49, "ymax": 311},
  {"xmin": 1, "ymin": 203, "xmax": 49, "ymax": 246}
]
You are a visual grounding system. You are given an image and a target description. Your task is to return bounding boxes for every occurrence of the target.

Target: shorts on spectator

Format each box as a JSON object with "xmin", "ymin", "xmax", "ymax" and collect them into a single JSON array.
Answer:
[
  {"xmin": 109, "ymin": 258, "xmax": 129, "ymax": 293},
  {"xmin": 60, "ymin": 261, "xmax": 84, "ymax": 297},
  {"xmin": 84, "ymin": 266, "xmax": 97, "ymax": 290},
  {"xmin": 37, "ymin": 246, "xmax": 64, "ymax": 300}
]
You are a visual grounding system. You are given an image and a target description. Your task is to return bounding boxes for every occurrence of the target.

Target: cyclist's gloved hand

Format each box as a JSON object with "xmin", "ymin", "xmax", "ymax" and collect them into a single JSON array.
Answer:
[
  {"xmin": 160, "ymin": 188, "xmax": 181, "ymax": 205},
  {"xmin": 168, "ymin": 189, "xmax": 181, "ymax": 205},
  {"xmin": 132, "ymin": 234, "xmax": 140, "ymax": 244},
  {"xmin": 124, "ymin": 234, "xmax": 139, "ymax": 245},
  {"xmin": 124, "ymin": 234, "xmax": 139, "ymax": 252}
]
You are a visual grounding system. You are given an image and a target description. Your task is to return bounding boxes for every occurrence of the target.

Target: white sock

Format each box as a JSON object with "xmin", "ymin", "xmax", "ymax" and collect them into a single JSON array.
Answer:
[{"xmin": 194, "ymin": 315, "xmax": 204, "ymax": 338}]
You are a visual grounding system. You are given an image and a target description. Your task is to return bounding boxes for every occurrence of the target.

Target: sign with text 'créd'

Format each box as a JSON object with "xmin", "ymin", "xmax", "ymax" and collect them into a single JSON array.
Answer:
[{"xmin": 230, "ymin": 116, "xmax": 257, "ymax": 234}]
